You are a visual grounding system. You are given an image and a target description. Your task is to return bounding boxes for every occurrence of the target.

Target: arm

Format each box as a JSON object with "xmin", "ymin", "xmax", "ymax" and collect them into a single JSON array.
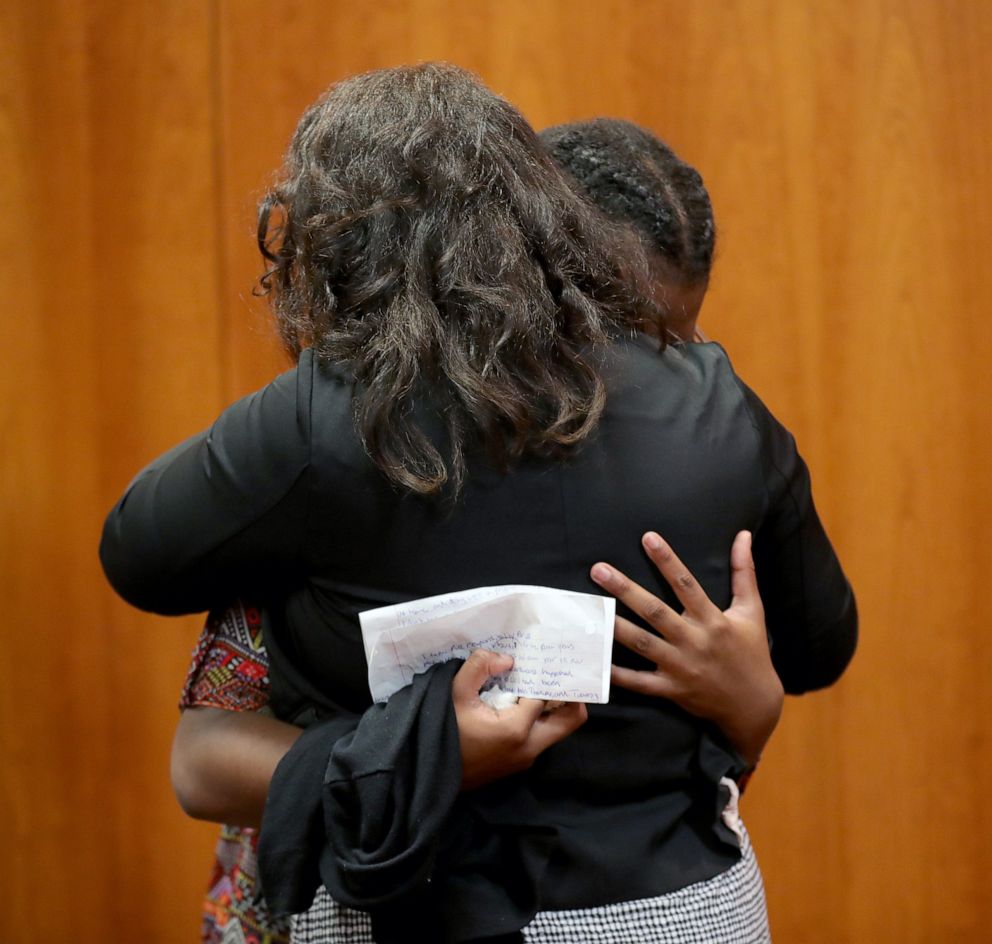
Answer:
[
  {"xmin": 99, "ymin": 353, "xmax": 315, "ymax": 615},
  {"xmin": 174, "ymin": 613, "xmax": 585, "ymax": 829},
  {"xmin": 172, "ymin": 601, "xmax": 298, "ymax": 826},
  {"xmin": 740, "ymin": 381, "xmax": 858, "ymax": 693},
  {"xmin": 172, "ymin": 656, "xmax": 586, "ymax": 827},
  {"xmin": 592, "ymin": 530, "xmax": 783, "ymax": 767},
  {"xmin": 172, "ymin": 707, "xmax": 302, "ymax": 826}
]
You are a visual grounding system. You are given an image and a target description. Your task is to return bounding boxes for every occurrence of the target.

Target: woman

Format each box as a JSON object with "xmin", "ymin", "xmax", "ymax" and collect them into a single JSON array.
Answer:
[{"xmin": 101, "ymin": 65, "xmax": 856, "ymax": 942}]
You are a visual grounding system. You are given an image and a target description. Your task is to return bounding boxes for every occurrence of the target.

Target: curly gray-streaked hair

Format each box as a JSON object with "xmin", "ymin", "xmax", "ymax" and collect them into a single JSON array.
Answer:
[{"xmin": 258, "ymin": 63, "xmax": 662, "ymax": 495}]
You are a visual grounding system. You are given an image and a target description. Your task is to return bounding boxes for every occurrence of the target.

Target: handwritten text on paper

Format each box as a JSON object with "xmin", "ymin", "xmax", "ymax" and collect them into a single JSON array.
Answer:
[{"xmin": 359, "ymin": 585, "xmax": 615, "ymax": 704}]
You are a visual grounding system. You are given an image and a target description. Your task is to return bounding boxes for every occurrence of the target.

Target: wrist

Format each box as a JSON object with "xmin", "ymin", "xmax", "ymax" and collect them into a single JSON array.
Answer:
[{"xmin": 721, "ymin": 686, "xmax": 782, "ymax": 768}]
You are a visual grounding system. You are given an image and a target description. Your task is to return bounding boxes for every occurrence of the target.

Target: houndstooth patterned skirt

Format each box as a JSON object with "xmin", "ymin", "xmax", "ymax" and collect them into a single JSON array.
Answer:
[{"xmin": 290, "ymin": 828, "xmax": 769, "ymax": 943}]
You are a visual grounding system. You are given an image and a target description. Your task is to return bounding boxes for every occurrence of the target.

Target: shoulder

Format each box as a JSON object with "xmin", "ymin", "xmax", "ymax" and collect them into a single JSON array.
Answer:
[
  {"xmin": 682, "ymin": 340, "xmax": 750, "ymax": 394},
  {"xmin": 223, "ymin": 348, "xmax": 354, "ymax": 451},
  {"xmin": 604, "ymin": 333, "xmax": 738, "ymax": 381},
  {"xmin": 601, "ymin": 334, "xmax": 753, "ymax": 419},
  {"xmin": 688, "ymin": 342, "xmax": 791, "ymax": 441},
  {"xmin": 180, "ymin": 602, "xmax": 271, "ymax": 712}
]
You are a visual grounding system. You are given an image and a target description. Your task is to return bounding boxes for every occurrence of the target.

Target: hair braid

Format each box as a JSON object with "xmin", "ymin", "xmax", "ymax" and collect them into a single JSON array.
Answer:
[{"xmin": 540, "ymin": 118, "xmax": 715, "ymax": 285}]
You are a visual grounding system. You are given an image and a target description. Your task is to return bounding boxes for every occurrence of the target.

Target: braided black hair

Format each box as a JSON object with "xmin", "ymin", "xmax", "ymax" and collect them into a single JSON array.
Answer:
[{"xmin": 540, "ymin": 118, "xmax": 715, "ymax": 285}]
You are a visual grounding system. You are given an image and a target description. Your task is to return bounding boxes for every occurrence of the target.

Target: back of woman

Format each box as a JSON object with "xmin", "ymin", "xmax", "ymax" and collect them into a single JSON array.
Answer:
[{"xmin": 270, "ymin": 336, "xmax": 765, "ymax": 704}]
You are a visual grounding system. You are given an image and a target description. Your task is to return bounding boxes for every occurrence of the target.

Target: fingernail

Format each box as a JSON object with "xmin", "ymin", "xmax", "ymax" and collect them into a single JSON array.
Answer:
[
  {"xmin": 643, "ymin": 532, "xmax": 662, "ymax": 551},
  {"xmin": 591, "ymin": 563, "xmax": 612, "ymax": 583}
]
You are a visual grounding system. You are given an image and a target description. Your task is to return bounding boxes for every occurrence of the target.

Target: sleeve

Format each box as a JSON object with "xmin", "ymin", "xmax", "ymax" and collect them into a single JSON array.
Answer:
[
  {"xmin": 258, "ymin": 661, "xmax": 464, "ymax": 924},
  {"xmin": 179, "ymin": 601, "xmax": 272, "ymax": 712},
  {"xmin": 100, "ymin": 350, "xmax": 316, "ymax": 616},
  {"xmin": 738, "ymin": 381, "xmax": 858, "ymax": 694},
  {"xmin": 257, "ymin": 713, "xmax": 359, "ymax": 915}
]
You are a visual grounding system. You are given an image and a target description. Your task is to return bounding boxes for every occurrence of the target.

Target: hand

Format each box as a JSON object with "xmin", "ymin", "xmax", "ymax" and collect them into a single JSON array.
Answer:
[
  {"xmin": 452, "ymin": 649, "xmax": 588, "ymax": 791},
  {"xmin": 590, "ymin": 530, "xmax": 783, "ymax": 766}
]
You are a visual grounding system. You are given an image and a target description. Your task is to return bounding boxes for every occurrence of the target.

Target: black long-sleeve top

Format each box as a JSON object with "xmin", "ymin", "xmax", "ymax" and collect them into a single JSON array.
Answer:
[{"xmin": 101, "ymin": 334, "xmax": 857, "ymax": 923}]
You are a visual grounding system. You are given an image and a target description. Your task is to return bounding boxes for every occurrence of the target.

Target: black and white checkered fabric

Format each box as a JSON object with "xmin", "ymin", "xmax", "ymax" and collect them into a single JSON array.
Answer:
[
  {"xmin": 521, "ymin": 829, "xmax": 769, "ymax": 944},
  {"xmin": 291, "ymin": 828, "xmax": 769, "ymax": 943},
  {"xmin": 291, "ymin": 899, "xmax": 374, "ymax": 944}
]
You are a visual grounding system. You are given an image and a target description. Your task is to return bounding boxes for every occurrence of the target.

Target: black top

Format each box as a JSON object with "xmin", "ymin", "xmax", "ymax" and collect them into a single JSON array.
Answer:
[{"xmin": 101, "ymin": 334, "xmax": 857, "ymax": 923}]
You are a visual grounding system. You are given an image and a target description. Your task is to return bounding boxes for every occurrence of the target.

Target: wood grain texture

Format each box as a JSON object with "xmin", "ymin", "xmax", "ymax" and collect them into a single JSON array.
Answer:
[
  {"xmin": 0, "ymin": 1, "xmax": 224, "ymax": 938},
  {"xmin": 2, "ymin": 1, "xmax": 989, "ymax": 940}
]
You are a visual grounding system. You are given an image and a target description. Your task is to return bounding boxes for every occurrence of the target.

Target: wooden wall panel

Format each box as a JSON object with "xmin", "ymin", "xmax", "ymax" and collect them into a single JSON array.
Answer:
[
  {"xmin": 688, "ymin": 5, "xmax": 992, "ymax": 941},
  {"xmin": 0, "ymin": 1, "xmax": 224, "ymax": 939},
  {"xmin": 2, "ymin": 1, "xmax": 989, "ymax": 940}
]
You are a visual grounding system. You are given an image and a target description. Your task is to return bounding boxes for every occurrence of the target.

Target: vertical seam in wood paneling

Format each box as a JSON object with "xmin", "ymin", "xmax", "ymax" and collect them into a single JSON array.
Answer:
[{"xmin": 208, "ymin": 0, "xmax": 231, "ymax": 401}]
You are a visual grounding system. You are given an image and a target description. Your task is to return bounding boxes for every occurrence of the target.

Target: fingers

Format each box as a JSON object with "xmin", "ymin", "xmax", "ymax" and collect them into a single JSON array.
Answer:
[
  {"xmin": 526, "ymin": 702, "xmax": 588, "ymax": 754},
  {"xmin": 452, "ymin": 649, "xmax": 514, "ymax": 703},
  {"xmin": 641, "ymin": 532, "xmax": 721, "ymax": 620},
  {"xmin": 610, "ymin": 663, "xmax": 677, "ymax": 698},
  {"xmin": 513, "ymin": 697, "xmax": 551, "ymax": 728},
  {"xmin": 612, "ymin": 614, "xmax": 678, "ymax": 662},
  {"xmin": 729, "ymin": 531, "xmax": 764, "ymax": 619},
  {"xmin": 590, "ymin": 562, "xmax": 688, "ymax": 642}
]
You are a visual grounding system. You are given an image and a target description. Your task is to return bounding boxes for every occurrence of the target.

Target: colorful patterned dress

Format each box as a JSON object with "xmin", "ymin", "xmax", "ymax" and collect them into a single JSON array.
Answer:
[{"xmin": 179, "ymin": 602, "xmax": 289, "ymax": 944}]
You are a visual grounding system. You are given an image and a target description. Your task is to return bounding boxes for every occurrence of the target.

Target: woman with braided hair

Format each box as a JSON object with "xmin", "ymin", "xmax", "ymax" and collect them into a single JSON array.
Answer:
[
  {"xmin": 102, "ymin": 67, "xmax": 855, "ymax": 943},
  {"xmin": 540, "ymin": 118, "xmax": 715, "ymax": 343}
]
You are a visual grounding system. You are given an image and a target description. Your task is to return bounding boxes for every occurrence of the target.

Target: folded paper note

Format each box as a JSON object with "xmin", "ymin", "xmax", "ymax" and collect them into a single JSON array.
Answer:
[{"xmin": 359, "ymin": 585, "xmax": 615, "ymax": 704}]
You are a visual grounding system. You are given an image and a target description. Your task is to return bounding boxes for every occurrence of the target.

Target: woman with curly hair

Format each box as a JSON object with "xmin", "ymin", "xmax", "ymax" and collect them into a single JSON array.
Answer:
[{"xmin": 101, "ymin": 65, "xmax": 855, "ymax": 943}]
